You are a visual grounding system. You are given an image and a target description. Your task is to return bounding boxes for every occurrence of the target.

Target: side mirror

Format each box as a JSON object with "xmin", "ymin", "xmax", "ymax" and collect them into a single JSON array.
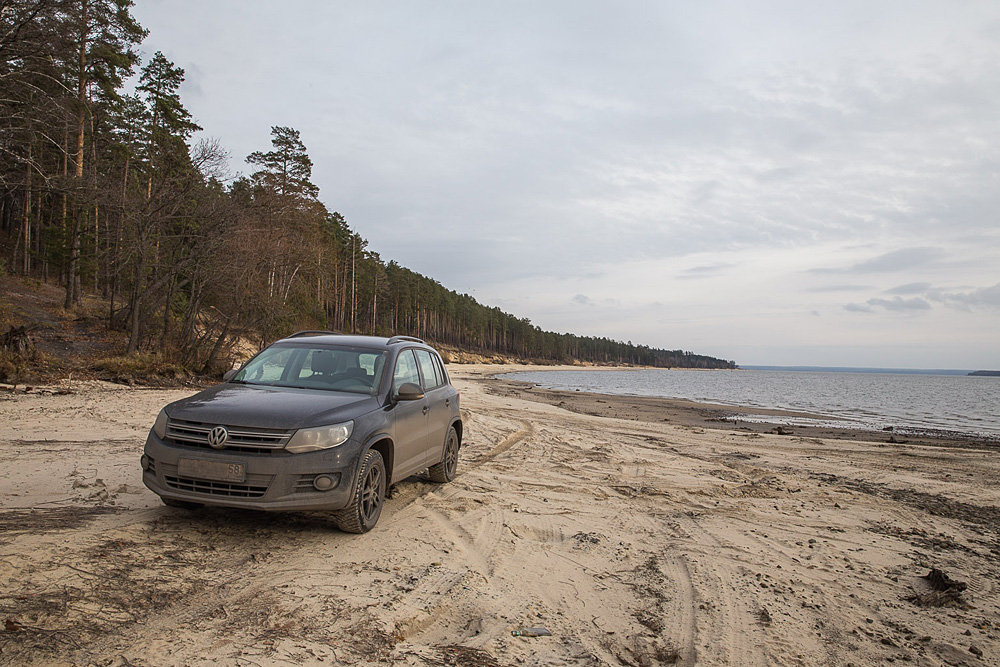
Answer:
[
  {"xmin": 223, "ymin": 369, "xmax": 238, "ymax": 382},
  {"xmin": 395, "ymin": 382, "xmax": 425, "ymax": 401}
]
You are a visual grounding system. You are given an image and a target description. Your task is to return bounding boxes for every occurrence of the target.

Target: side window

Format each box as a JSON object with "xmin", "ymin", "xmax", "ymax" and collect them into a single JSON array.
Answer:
[
  {"xmin": 431, "ymin": 353, "xmax": 445, "ymax": 387},
  {"xmin": 414, "ymin": 349, "xmax": 440, "ymax": 390},
  {"xmin": 393, "ymin": 350, "xmax": 420, "ymax": 389}
]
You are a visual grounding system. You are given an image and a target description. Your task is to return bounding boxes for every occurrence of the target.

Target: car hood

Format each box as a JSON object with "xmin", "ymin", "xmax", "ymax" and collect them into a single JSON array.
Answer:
[{"xmin": 164, "ymin": 383, "xmax": 380, "ymax": 430}]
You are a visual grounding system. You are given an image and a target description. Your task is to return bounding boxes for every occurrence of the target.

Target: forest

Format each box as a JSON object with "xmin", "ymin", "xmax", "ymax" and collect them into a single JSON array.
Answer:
[{"xmin": 0, "ymin": 0, "xmax": 736, "ymax": 372}]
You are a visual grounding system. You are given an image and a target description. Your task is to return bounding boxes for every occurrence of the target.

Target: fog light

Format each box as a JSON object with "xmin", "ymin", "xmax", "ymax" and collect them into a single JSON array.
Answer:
[
  {"xmin": 313, "ymin": 474, "xmax": 337, "ymax": 491},
  {"xmin": 140, "ymin": 455, "xmax": 150, "ymax": 471}
]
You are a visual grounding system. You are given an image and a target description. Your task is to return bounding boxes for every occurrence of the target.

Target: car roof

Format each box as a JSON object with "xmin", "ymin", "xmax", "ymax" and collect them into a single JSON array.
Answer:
[{"xmin": 273, "ymin": 333, "xmax": 434, "ymax": 351}]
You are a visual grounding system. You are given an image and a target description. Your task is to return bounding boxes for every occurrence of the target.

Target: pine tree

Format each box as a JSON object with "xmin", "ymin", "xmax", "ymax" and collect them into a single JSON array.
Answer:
[
  {"xmin": 247, "ymin": 126, "xmax": 319, "ymax": 200},
  {"xmin": 120, "ymin": 52, "xmax": 200, "ymax": 353},
  {"xmin": 137, "ymin": 51, "xmax": 201, "ymax": 198},
  {"xmin": 61, "ymin": 0, "xmax": 146, "ymax": 308}
]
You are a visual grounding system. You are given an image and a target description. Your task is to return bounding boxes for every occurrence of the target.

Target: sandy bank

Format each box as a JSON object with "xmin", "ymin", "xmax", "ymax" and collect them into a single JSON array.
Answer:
[{"xmin": 1, "ymin": 365, "xmax": 998, "ymax": 665}]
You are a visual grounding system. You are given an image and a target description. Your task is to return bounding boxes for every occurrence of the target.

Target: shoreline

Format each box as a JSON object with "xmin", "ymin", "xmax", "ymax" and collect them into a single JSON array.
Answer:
[{"xmin": 484, "ymin": 371, "xmax": 1000, "ymax": 451}]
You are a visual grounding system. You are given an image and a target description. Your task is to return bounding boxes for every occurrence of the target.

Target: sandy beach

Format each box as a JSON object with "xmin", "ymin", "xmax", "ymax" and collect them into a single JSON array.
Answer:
[{"xmin": 1, "ymin": 364, "xmax": 998, "ymax": 666}]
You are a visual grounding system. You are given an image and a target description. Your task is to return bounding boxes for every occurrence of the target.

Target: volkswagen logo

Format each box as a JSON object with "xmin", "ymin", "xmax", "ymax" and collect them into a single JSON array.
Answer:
[{"xmin": 207, "ymin": 426, "xmax": 229, "ymax": 449}]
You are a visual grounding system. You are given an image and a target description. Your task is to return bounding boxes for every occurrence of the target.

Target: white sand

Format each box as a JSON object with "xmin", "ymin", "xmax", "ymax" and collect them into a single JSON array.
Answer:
[{"xmin": 1, "ymin": 365, "xmax": 997, "ymax": 666}]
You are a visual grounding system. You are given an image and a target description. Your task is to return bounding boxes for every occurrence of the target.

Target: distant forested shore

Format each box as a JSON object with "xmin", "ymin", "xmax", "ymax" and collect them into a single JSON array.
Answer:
[{"xmin": 0, "ymin": 2, "xmax": 734, "ymax": 371}]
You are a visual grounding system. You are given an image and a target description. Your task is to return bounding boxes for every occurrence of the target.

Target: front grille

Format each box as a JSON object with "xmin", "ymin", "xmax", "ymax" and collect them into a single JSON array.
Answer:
[
  {"xmin": 166, "ymin": 420, "xmax": 293, "ymax": 454},
  {"xmin": 164, "ymin": 475, "xmax": 270, "ymax": 498},
  {"xmin": 160, "ymin": 462, "xmax": 272, "ymax": 498}
]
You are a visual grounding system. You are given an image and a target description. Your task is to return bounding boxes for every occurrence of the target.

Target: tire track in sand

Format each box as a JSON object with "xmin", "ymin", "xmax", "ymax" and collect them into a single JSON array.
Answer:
[
  {"xmin": 477, "ymin": 418, "xmax": 534, "ymax": 463},
  {"xmin": 386, "ymin": 504, "xmax": 508, "ymax": 646},
  {"xmin": 382, "ymin": 416, "xmax": 531, "ymax": 528},
  {"xmin": 657, "ymin": 554, "xmax": 699, "ymax": 666},
  {"xmin": 667, "ymin": 512, "xmax": 769, "ymax": 665}
]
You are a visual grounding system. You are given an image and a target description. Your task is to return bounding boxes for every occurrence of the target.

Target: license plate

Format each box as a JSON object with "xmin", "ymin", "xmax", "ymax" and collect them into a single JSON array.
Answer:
[{"xmin": 177, "ymin": 458, "xmax": 246, "ymax": 483}]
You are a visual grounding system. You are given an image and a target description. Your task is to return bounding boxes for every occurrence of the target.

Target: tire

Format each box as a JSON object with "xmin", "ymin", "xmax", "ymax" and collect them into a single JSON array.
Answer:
[
  {"xmin": 335, "ymin": 449, "xmax": 386, "ymax": 533},
  {"xmin": 428, "ymin": 426, "xmax": 459, "ymax": 483},
  {"xmin": 162, "ymin": 497, "xmax": 203, "ymax": 510}
]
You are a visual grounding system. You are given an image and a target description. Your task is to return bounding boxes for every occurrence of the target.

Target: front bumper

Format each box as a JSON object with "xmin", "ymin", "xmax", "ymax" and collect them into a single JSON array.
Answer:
[{"xmin": 141, "ymin": 430, "xmax": 361, "ymax": 511}]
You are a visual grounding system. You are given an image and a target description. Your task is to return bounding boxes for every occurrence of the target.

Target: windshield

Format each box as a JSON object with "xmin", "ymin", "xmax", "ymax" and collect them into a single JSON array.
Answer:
[{"xmin": 233, "ymin": 345, "xmax": 387, "ymax": 395}]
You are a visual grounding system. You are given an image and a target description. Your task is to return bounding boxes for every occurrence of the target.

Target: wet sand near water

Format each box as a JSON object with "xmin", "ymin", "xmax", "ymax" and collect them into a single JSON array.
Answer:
[{"xmin": 488, "ymin": 370, "xmax": 999, "ymax": 451}]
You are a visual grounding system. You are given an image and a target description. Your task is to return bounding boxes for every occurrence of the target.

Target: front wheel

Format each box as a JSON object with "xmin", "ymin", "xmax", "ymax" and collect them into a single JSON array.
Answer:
[
  {"xmin": 335, "ymin": 450, "xmax": 386, "ymax": 533},
  {"xmin": 428, "ymin": 427, "xmax": 459, "ymax": 483}
]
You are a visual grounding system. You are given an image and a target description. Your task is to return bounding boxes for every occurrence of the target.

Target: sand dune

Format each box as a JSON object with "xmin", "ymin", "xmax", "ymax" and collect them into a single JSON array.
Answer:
[{"xmin": 1, "ymin": 365, "xmax": 997, "ymax": 665}]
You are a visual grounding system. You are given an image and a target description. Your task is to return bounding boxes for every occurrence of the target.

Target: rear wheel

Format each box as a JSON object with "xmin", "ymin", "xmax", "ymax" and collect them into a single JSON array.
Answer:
[
  {"xmin": 428, "ymin": 427, "xmax": 459, "ymax": 483},
  {"xmin": 335, "ymin": 450, "xmax": 386, "ymax": 533}
]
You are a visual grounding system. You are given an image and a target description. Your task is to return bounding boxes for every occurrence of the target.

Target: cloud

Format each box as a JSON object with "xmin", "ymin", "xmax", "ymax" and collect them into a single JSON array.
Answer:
[
  {"xmin": 868, "ymin": 296, "xmax": 932, "ymax": 312},
  {"xmin": 964, "ymin": 283, "xmax": 1000, "ymax": 307},
  {"xmin": 854, "ymin": 249, "xmax": 944, "ymax": 273},
  {"xmin": 571, "ymin": 294, "xmax": 593, "ymax": 306},
  {"xmin": 845, "ymin": 282, "xmax": 1000, "ymax": 316},
  {"xmin": 677, "ymin": 264, "xmax": 736, "ymax": 280},
  {"xmin": 931, "ymin": 282, "xmax": 1000, "ymax": 310},
  {"xmin": 886, "ymin": 282, "xmax": 933, "ymax": 295},
  {"xmin": 806, "ymin": 284, "xmax": 874, "ymax": 293},
  {"xmin": 846, "ymin": 296, "xmax": 932, "ymax": 313},
  {"xmin": 813, "ymin": 248, "xmax": 945, "ymax": 275},
  {"xmin": 754, "ymin": 167, "xmax": 799, "ymax": 183}
]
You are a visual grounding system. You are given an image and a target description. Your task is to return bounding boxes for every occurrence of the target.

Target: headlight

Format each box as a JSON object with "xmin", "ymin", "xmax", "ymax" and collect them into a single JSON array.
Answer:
[
  {"xmin": 286, "ymin": 421, "xmax": 354, "ymax": 453},
  {"xmin": 153, "ymin": 408, "xmax": 168, "ymax": 439}
]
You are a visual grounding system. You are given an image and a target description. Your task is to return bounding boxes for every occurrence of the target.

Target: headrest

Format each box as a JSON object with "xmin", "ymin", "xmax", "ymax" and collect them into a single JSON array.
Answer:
[{"xmin": 312, "ymin": 351, "xmax": 337, "ymax": 373}]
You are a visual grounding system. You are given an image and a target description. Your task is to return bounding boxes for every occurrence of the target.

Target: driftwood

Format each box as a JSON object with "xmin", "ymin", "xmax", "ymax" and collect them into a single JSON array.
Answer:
[
  {"xmin": 906, "ymin": 568, "xmax": 968, "ymax": 607},
  {"xmin": 923, "ymin": 568, "xmax": 967, "ymax": 592}
]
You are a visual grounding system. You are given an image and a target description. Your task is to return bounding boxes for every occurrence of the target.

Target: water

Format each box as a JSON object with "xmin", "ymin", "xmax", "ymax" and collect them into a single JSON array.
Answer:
[{"xmin": 501, "ymin": 368, "xmax": 1000, "ymax": 440}]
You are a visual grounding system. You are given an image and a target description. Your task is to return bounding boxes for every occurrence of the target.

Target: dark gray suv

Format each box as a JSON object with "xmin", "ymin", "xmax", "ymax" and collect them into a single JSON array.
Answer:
[{"xmin": 141, "ymin": 333, "xmax": 462, "ymax": 532}]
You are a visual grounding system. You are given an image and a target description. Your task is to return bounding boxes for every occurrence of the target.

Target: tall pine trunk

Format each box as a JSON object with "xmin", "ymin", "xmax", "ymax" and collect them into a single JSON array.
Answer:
[
  {"xmin": 65, "ymin": 2, "xmax": 89, "ymax": 309},
  {"xmin": 22, "ymin": 139, "xmax": 32, "ymax": 274},
  {"xmin": 126, "ymin": 249, "xmax": 145, "ymax": 354}
]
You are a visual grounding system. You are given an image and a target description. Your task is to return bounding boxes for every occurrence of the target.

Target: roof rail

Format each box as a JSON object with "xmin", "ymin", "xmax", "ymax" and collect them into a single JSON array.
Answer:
[
  {"xmin": 286, "ymin": 330, "xmax": 343, "ymax": 339},
  {"xmin": 387, "ymin": 335, "xmax": 426, "ymax": 345}
]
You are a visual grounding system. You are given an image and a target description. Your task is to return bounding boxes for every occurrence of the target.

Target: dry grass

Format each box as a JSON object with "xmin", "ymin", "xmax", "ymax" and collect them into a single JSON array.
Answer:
[{"xmin": 91, "ymin": 353, "xmax": 192, "ymax": 381}]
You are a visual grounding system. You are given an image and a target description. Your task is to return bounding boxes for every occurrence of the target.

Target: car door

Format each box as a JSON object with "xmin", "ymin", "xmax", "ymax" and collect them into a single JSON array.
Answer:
[
  {"xmin": 389, "ymin": 349, "xmax": 430, "ymax": 480},
  {"xmin": 414, "ymin": 348, "xmax": 454, "ymax": 466}
]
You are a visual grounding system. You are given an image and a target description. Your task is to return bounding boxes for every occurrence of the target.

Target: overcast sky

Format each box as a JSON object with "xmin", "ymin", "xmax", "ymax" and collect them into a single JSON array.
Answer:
[{"xmin": 132, "ymin": 1, "xmax": 1000, "ymax": 369}]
